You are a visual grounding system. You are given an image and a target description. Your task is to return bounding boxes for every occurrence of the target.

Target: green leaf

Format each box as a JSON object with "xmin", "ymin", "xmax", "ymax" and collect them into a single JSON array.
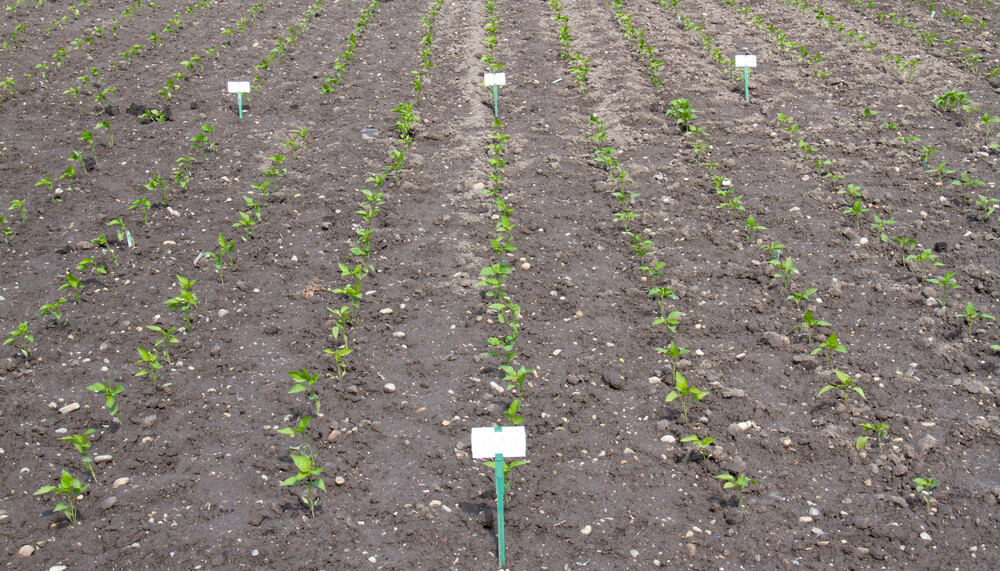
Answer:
[
  {"xmin": 35, "ymin": 485, "xmax": 57, "ymax": 495},
  {"xmin": 280, "ymin": 474, "xmax": 302, "ymax": 486},
  {"xmin": 291, "ymin": 454, "xmax": 312, "ymax": 472}
]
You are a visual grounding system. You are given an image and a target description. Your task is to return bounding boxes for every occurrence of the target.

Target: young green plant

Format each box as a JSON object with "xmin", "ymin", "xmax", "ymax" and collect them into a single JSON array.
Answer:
[
  {"xmin": 811, "ymin": 333, "xmax": 847, "ymax": 368},
  {"xmin": 680, "ymin": 434, "xmax": 714, "ymax": 460},
  {"xmin": 818, "ymin": 369, "xmax": 864, "ymax": 407},
  {"xmin": 135, "ymin": 347, "xmax": 163, "ymax": 390},
  {"xmin": 913, "ymin": 477, "xmax": 938, "ymax": 513},
  {"xmin": 59, "ymin": 429, "xmax": 98, "ymax": 483},
  {"xmin": 164, "ymin": 275, "xmax": 198, "ymax": 329},
  {"xmin": 289, "ymin": 367, "xmax": 321, "ymax": 413},
  {"xmin": 665, "ymin": 371, "xmax": 707, "ymax": 423},
  {"xmin": 955, "ymin": 302, "xmax": 994, "ymax": 338},
  {"xmin": 34, "ymin": 470, "xmax": 88, "ymax": 525},
  {"xmin": 87, "ymin": 381, "xmax": 123, "ymax": 423},
  {"xmin": 3, "ymin": 321, "xmax": 32, "ymax": 359},
  {"xmin": 856, "ymin": 421, "xmax": 889, "ymax": 452},
  {"xmin": 715, "ymin": 473, "xmax": 757, "ymax": 508}
]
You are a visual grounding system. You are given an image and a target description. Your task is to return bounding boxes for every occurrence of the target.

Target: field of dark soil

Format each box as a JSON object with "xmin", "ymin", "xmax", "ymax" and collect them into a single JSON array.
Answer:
[{"xmin": 1, "ymin": 0, "xmax": 999, "ymax": 569}]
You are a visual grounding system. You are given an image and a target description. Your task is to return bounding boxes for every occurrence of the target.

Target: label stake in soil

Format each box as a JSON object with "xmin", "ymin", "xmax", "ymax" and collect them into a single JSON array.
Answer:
[
  {"xmin": 228, "ymin": 81, "xmax": 251, "ymax": 118},
  {"xmin": 471, "ymin": 425, "xmax": 526, "ymax": 568},
  {"xmin": 734, "ymin": 55, "xmax": 756, "ymax": 103},
  {"xmin": 484, "ymin": 73, "xmax": 506, "ymax": 118}
]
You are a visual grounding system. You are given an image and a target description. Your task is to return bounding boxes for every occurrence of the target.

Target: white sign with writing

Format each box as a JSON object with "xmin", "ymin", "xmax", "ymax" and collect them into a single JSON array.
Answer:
[
  {"xmin": 484, "ymin": 72, "xmax": 507, "ymax": 86},
  {"xmin": 471, "ymin": 426, "xmax": 526, "ymax": 459},
  {"xmin": 227, "ymin": 81, "xmax": 251, "ymax": 93}
]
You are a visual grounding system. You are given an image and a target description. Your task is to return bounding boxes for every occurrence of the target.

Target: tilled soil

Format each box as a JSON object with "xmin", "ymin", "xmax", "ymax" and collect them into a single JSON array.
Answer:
[{"xmin": 1, "ymin": 0, "xmax": 999, "ymax": 569}]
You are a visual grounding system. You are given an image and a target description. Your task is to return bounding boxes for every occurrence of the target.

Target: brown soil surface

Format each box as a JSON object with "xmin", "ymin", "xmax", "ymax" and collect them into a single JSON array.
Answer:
[{"xmin": 2, "ymin": 0, "xmax": 999, "ymax": 568}]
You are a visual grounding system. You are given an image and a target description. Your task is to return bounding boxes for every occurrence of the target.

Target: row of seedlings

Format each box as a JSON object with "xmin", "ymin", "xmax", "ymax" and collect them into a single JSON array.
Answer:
[
  {"xmin": 473, "ymin": 0, "xmax": 533, "ymax": 494},
  {"xmin": 18, "ymin": 0, "xmax": 330, "ymax": 525},
  {"xmin": 275, "ymin": 0, "xmax": 446, "ymax": 517}
]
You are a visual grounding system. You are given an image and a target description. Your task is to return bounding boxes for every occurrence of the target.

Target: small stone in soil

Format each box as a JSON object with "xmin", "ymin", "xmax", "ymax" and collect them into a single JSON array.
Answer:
[
  {"xmin": 18, "ymin": 545, "xmax": 33, "ymax": 557},
  {"xmin": 383, "ymin": 383, "xmax": 396, "ymax": 393},
  {"xmin": 58, "ymin": 403, "xmax": 80, "ymax": 414},
  {"xmin": 113, "ymin": 477, "xmax": 130, "ymax": 489},
  {"xmin": 580, "ymin": 524, "xmax": 592, "ymax": 535}
]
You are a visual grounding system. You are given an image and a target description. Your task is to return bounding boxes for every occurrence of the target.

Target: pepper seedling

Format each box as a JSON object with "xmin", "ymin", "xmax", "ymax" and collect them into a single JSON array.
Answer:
[
  {"xmin": 811, "ymin": 332, "xmax": 847, "ymax": 368},
  {"xmin": 87, "ymin": 381, "xmax": 123, "ymax": 423},
  {"xmin": 787, "ymin": 288, "xmax": 817, "ymax": 310},
  {"xmin": 856, "ymin": 421, "xmax": 889, "ymax": 452},
  {"xmin": 843, "ymin": 199, "xmax": 868, "ymax": 230},
  {"xmin": 280, "ymin": 453, "xmax": 325, "ymax": 517},
  {"xmin": 38, "ymin": 298, "xmax": 68, "ymax": 328},
  {"xmin": 107, "ymin": 217, "xmax": 133, "ymax": 248},
  {"xmin": 35, "ymin": 173, "xmax": 57, "ymax": 202},
  {"xmin": 145, "ymin": 325, "xmax": 179, "ymax": 362},
  {"xmin": 289, "ymin": 367, "xmax": 321, "ymax": 413},
  {"xmin": 715, "ymin": 473, "xmax": 757, "ymax": 508},
  {"xmin": 665, "ymin": 371, "xmax": 707, "ymax": 423},
  {"xmin": 164, "ymin": 275, "xmax": 198, "ymax": 329},
  {"xmin": 656, "ymin": 341, "xmax": 690, "ymax": 379},
  {"xmin": 769, "ymin": 256, "xmax": 798, "ymax": 289},
  {"xmin": 135, "ymin": 347, "xmax": 163, "ymax": 390},
  {"xmin": 680, "ymin": 434, "xmax": 714, "ymax": 460},
  {"xmin": 35, "ymin": 470, "xmax": 88, "ymax": 525},
  {"xmin": 869, "ymin": 215, "xmax": 896, "ymax": 242},
  {"xmin": 792, "ymin": 310, "xmax": 831, "ymax": 344},
  {"xmin": 130, "ymin": 197, "xmax": 151, "ymax": 224},
  {"xmin": 745, "ymin": 215, "xmax": 766, "ymax": 244},
  {"xmin": 3, "ymin": 321, "xmax": 32, "ymax": 359},
  {"xmin": 954, "ymin": 302, "xmax": 994, "ymax": 338},
  {"xmin": 818, "ymin": 369, "xmax": 864, "ymax": 407},
  {"xmin": 90, "ymin": 233, "xmax": 118, "ymax": 265},
  {"xmin": 59, "ymin": 429, "xmax": 98, "ymax": 483},
  {"xmin": 905, "ymin": 249, "xmax": 943, "ymax": 283},
  {"xmin": 203, "ymin": 233, "xmax": 235, "ymax": 283},
  {"xmin": 9, "ymin": 199, "xmax": 26, "ymax": 222},
  {"xmin": 926, "ymin": 272, "xmax": 960, "ymax": 307},
  {"xmin": 144, "ymin": 173, "xmax": 168, "ymax": 206},
  {"xmin": 913, "ymin": 477, "xmax": 939, "ymax": 513}
]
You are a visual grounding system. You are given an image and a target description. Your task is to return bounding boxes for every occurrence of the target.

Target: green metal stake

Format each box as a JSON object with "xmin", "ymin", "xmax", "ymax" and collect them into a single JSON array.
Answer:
[
  {"xmin": 492, "ymin": 85, "xmax": 499, "ymax": 118},
  {"xmin": 743, "ymin": 66, "xmax": 750, "ymax": 103},
  {"xmin": 237, "ymin": 92, "xmax": 244, "ymax": 118},
  {"xmin": 494, "ymin": 424, "xmax": 506, "ymax": 568}
]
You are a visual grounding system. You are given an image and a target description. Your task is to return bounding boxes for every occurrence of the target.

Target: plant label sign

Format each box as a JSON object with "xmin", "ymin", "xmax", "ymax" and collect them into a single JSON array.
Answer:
[
  {"xmin": 227, "ymin": 81, "xmax": 251, "ymax": 118},
  {"xmin": 471, "ymin": 426, "xmax": 525, "ymax": 567},
  {"xmin": 471, "ymin": 426, "xmax": 525, "ymax": 459},
  {"xmin": 735, "ymin": 55, "xmax": 757, "ymax": 104},
  {"xmin": 484, "ymin": 73, "xmax": 506, "ymax": 118},
  {"xmin": 483, "ymin": 72, "xmax": 506, "ymax": 87}
]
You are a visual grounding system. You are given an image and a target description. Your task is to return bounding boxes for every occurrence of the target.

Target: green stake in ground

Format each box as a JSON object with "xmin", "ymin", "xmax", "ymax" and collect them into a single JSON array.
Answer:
[
  {"xmin": 472, "ymin": 425, "xmax": 526, "ymax": 568},
  {"xmin": 735, "ymin": 55, "xmax": 757, "ymax": 103},
  {"xmin": 484, "ymin": 72, "xmax": 506, "ymax": 118},
  {"xmin": 228, "ymin": 81, "xmax": 251, "ymax": 118}
]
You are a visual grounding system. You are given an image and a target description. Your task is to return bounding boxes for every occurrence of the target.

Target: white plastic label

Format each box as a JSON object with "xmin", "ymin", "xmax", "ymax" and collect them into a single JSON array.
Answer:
[
  {"xmin": 734, "ymin": 55, "xmax": 757, "ymax": 68},
  {"xmin": 484, "ymin": 72, "xmax": 506, "ymax": 86},
  {"xmin": 471, "ymin": 426, "xmax": 526, "ymax": 459},
  {"xmin": 227, "ymin": 81, "xmax": 251, "ymax": 93}
]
